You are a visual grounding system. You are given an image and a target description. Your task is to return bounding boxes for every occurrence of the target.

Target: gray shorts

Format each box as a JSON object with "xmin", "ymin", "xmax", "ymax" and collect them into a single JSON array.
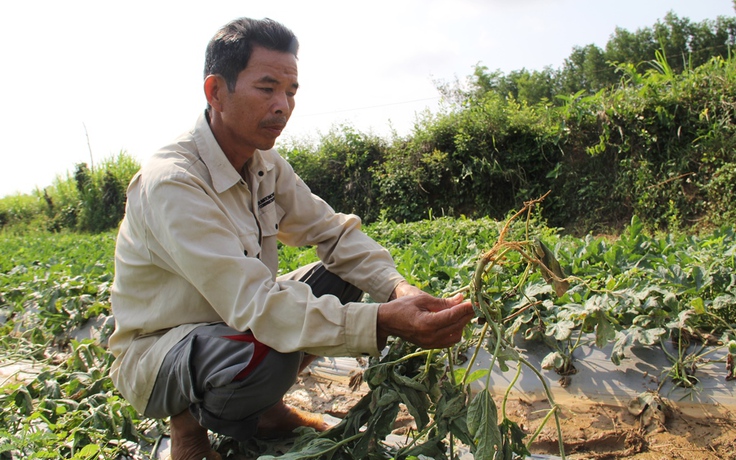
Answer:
[{"xmin": 144, "ymin": 262, "xmax": 363, "ymax": 441}]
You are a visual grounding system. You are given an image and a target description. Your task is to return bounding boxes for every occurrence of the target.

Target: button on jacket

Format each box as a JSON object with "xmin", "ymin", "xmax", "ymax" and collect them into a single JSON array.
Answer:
[{"xmin": 109, "ymin": 111, "xmax": 405, "ymax": 413}]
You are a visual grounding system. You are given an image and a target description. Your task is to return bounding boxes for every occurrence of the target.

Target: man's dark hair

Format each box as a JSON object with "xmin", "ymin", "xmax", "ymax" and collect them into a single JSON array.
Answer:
[{"xmin": 204, "ymin": 17, "xmax": 299, "ymax": 92}]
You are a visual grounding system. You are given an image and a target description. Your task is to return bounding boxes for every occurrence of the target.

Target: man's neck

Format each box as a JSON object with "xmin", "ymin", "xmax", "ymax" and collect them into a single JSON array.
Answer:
[{"xmin": 206, "ymin": 109, "xmax": 256, "ymax": 176}]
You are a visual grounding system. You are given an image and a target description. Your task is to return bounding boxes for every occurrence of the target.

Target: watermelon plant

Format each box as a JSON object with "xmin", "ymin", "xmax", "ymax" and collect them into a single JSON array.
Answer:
[
  {"xmin": 261, "ymin": 194, "xmax": 571, "ymax": 460},
  {"xmin": 266, "ymin": 201, "xmax": 736, "ymax": 460},
  {"xmin": 1, "ymin": 209, "xmax": 735, "ymax": 459}
]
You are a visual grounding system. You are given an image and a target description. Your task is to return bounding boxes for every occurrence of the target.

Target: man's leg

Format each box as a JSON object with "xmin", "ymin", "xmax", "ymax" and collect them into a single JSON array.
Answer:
[
  {"xmin": 148, "ymin": 324, "xmax": 304, "ymax": 441},
  {"xmin": 258, "ymin": 262, "xmax": 364, "ymax": 437},
  {"xmin": 147, "ymin": 263, "xmax": 363, "ymax": 457},
  {"xmin": 169, "ymin": 410, "xmax": 221, "ymax": 460},
  {"xmin": 277, "ymin": 261, "xmax": 364, "ymax": 302}
]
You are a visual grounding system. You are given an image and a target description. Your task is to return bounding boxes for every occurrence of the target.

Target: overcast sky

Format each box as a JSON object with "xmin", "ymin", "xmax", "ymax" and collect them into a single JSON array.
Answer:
[{"xmin": 1, "ymin": 0, "xmax": 734, "ymax": 197}]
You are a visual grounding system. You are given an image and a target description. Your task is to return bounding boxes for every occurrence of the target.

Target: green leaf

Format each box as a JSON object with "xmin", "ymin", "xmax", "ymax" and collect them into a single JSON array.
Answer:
[
  {"xmin": 365, "ymin": 363, "xmax": 389, "ymax": 386},
  {"xmin": 435, "ymin": 391, "xmax": 467, "ymax": 420},
  {"xmin": 595, "ymin": 314, "xmax": 616, "ymax": 348},
  {"xmin": 533, "ymin": 239, "xmax": 570, "ymax": 297},
  {"xmin": 453, "ymin": 367, "xmax": 467, "ymax": 383},
  {"xmin": 546, "ymin": 320, "xmax": 575, "ymax": 341},
  {"xmin": 603, "ymin": 245, "xmax": 623, "ymax": 273},
  {"xmin": 499, "ymin": 417, "xmax": 530, "ymax": 460},
  {"xmin": 391, "ymin": 370, "xmax": 429, "ymax": 392},
  {"xmin": 372, "ymin": 386, "xmax": 400, "ymax": 408},
  {"xmin": 633, "ymin": 326, "xmax": 665, "ymax": 346},
  {"xmin": 259, "ymin": 438, "xmax": 339, "ymax": 460},
  {"xmin": 628, "ymin": 215, "xmax": 643, "ymax": 238},
  {"xmin": 467, "ymin": 389, "xmax": 502, "ymax": 460},
  {"xmin": 74, "ymin": 444, "xmax": 100, "ymax": 459},
  {"xmin": 398, "ymin": 434, "xmax": 447, "ymax": 459},
  {"xmin": 713, "ymin": 294, "xmax": 736, "ymax": 310},
  {"xmin": 465, "ymin": 368, "xmax": 490, "ymax": 384},
  {"xmin": 394, "ymin": 385, "xmax": 430, "ymax": 430},
  {"xmin": 611, "ymin": 330, "xmax": 633, "ymax": 365},
  {"xmin": 541, "ymin": 351, "xmax": 564, "ymax": 370}
]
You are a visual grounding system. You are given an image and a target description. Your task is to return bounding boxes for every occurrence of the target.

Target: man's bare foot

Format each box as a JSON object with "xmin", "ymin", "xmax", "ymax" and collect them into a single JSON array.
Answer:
[
  {"xmin": 256, "ymin": 400, "xmax": 331, "ymax": 439},
  {"xmin": 169, "ymin": 410, "xmax": 222, "ymax": 460}
]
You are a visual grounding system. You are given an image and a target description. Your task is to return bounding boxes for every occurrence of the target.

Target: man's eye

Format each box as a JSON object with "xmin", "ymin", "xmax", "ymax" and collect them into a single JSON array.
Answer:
[{"xmin": 259, "ymin": 87, "xmax": 274, "ymax": 93}]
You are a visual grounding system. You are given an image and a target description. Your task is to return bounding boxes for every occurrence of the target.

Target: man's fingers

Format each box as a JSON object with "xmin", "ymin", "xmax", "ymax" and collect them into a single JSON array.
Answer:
[
  {"xmin": 378, "ymin": 292, "xmax": 477, "ymax": 350},
  {"xmin": 416, "ymin": 300, "xmax": 475, "ymax": 347},
  {"xmin": 430, "ymin": 299, "xmax": 475, "ymax": 324},
  {"xmin": 418, "ymin": 292, "xmax": 469, "ymax": 313}
]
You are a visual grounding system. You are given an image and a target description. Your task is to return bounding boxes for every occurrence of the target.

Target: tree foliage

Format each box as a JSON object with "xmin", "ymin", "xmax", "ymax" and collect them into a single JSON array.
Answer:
[
  {"xmin": 3, "ymin": 11, "xmax": 736, "ymax": 236},
  {"xmin": 288, "ymin": 10, "xmax": 736, "ymax": 234},
  {"xmin": 0, "ymin": 152, "xmax": 139, "ymax": 234}
]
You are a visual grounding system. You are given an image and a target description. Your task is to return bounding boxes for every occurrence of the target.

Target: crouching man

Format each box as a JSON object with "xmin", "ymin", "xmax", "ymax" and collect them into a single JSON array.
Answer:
[{"xmin": 109, "ymin": 17, "xmax": 474, "ymax": 460}]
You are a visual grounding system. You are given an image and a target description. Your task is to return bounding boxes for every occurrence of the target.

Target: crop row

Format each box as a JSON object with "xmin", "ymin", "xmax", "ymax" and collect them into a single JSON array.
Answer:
[{"xmin": 1, "ymin": 216, "xmax": 735, "ymax": 458}]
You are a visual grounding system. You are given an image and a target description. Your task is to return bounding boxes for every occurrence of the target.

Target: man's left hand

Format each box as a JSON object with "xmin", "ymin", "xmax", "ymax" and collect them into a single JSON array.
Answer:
[{"xmin": 389, "ymin": 280, "xmax": 424, "ymax": 300}]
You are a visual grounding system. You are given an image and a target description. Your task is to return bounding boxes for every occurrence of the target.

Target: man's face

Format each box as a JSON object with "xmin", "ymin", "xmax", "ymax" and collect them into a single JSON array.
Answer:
[{"xmin": 218, "ymin": 46, "xmax": 299, "ymax": 155}]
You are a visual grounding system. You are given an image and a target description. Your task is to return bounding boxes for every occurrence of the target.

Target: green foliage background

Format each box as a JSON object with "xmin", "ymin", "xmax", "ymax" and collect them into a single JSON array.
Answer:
[
  {"xmin": 1, "ymin": 217, "xmax": 735, "ymax": 457},
  {"xmin": 1, "ymin": 10, "xmax": 735, "ymax": 237}
]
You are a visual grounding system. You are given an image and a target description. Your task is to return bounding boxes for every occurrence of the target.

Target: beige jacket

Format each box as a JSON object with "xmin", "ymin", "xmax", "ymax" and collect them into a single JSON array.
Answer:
[{"xmin": 109, "ymin": 112, "xmax": 404, "ymax": 413}]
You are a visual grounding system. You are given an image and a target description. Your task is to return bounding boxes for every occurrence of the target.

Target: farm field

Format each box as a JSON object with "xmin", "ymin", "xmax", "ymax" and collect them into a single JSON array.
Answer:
[{"xmin": 1, "ymin": 215, "xmax": 735, "ymax": 459}]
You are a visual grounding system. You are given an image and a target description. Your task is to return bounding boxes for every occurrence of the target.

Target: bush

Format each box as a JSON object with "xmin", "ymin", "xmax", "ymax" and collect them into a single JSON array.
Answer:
[
  {"xmin": 1, "ymin": 151, "xmax": 140, "ymax": 234},
  {"xmin": 284, "ymin": 126, "xmax": 385, "ymax": 222},
  {"xmin": 0, "ymin": 194, "xmax": 47, "ymax": 233}
]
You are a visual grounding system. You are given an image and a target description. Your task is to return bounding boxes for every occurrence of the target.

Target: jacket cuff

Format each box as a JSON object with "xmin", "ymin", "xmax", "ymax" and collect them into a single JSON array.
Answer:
[
  {"xmin": 369, "ymin": 267, "xmax": 407, "ymax": 302},
  {"xmin": 344, "ymin": 302, "xmax": 381, "ymax": 356}
]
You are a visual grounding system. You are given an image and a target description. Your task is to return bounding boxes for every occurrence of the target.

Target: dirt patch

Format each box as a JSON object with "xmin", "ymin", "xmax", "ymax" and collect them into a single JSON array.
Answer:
[{"xmin": 279, "ymin": 370, "xmax": 736, "ymax": 460}]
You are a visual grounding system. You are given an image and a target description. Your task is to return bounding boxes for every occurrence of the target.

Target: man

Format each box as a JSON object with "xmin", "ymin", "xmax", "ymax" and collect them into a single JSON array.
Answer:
[{"xmin": 109, "ymin": 17, "xmax": 474, "ymax": 460}]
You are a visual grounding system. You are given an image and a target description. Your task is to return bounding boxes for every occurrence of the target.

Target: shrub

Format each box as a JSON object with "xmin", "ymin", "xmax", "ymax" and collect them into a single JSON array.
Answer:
[
  {"xmin": 2, "ymin": 151, "xmax": 140, "ymax": 234},
  {"xmin": 284, "ymin": 126, "xmax": 385, "ymax": 222}
]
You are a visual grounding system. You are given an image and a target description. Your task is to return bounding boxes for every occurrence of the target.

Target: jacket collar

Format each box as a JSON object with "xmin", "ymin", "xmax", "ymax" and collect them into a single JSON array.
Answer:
[{"xmin": 193, "ymin": 110, "xmax": 276, "ymax": 194}]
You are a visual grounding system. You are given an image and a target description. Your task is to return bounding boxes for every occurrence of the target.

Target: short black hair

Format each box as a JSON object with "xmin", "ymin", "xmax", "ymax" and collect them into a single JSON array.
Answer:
[{"xmin": 204, "ymin": 17, "xmax": 299, "ymax": 92}]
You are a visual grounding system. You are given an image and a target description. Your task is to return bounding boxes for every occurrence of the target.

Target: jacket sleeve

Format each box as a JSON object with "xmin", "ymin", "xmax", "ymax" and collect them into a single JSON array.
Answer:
[
  {"xmin": 269, "ymin": 153, "xmax": 405, "ymax": 302},
  {"xmin": 140, "ymin": 169, "xmax": 381, "ymax": 357}
]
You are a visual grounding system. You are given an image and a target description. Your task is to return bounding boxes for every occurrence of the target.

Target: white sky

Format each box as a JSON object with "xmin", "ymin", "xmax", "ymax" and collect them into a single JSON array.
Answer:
[{"xmin": 1, "ymin": 0, "xmax": 734, "ymax": 197}]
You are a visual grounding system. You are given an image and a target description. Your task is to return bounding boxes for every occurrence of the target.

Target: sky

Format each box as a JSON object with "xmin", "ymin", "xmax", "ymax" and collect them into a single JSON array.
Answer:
[{"xmin": 1, "ymin": 0, "xmax": 734, "ymax": 197}]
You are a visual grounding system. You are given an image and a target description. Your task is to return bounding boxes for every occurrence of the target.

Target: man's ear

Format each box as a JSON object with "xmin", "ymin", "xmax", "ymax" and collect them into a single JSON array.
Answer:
[{"xmin": 204, "ymin": 75, "xmax": 227, "ymax": 112}]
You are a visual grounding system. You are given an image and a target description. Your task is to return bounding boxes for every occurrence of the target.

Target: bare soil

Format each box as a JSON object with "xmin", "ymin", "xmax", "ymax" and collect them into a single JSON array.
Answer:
[{"xmin": 277, "ymin": 370, "xmax": 736, "ymax": 460}]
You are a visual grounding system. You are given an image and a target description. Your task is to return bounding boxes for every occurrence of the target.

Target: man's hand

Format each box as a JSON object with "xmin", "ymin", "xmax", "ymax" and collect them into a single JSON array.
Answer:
[
  {"xmin": 388, "ymin": 280, "xmax": 425, "ymax": 300},
  {"xmin": 377, "ymin": 292, "xmax": 475, "ymax": 349}
]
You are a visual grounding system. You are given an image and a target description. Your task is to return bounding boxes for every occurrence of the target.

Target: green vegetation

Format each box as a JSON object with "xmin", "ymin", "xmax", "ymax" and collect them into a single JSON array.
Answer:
[
  {"xmin": 286, "ymin": 11, "xmax": 736, "ymax": 234},
  {"xmin": 2, "ymin": 212, "xmax": 735, "ymax": 458},
  {"xmin": 0, "ymin": 152, "xmax": 138, "ymax": 234},
  {"xmin": 4, "ymin": 11, "xmax": 736, "ymax": 236},
  {"xmin": 0, "ymin": 232, "xmax": 153, "ymax": 458}
]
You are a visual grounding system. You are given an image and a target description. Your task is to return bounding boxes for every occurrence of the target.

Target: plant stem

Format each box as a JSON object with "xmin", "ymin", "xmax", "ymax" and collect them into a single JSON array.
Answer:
[
  {"xmin": 462, "ymin": 322, "xmax": 489, "ymax": 387},
  {"xmin": 525, "ymin": 404, "xmax": 560, "ymax": 446},
  {"xmin": 518, "ymin": 356, "xmax": 566, "ymax": 460},
  {"xmin": 502, "ymin": 364, "xmax": 522, "ymax": 420}
]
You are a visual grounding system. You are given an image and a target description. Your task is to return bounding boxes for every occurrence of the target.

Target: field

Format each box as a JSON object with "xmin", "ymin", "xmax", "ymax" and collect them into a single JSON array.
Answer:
[{"xmin": 1, "ymin": 215, "xmax": 736, "ymax": 459}]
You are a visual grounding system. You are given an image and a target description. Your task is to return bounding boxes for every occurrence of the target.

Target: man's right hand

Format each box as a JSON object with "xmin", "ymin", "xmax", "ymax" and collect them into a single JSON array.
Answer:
[{"xmin": 376, "ymin": 292, "xmax": 475, "ymax": 349}]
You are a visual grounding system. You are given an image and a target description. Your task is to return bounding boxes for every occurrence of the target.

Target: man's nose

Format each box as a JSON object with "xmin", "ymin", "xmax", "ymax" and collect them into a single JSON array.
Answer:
[{"xmin": 273, "ymin": 92, "xmax": 291, "ymax": 115}]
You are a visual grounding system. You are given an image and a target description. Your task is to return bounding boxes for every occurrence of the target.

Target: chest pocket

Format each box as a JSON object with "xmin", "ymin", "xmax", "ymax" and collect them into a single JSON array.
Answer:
[
  {"xmin": 257, "ymin": 201, "xmax": 285, "ymax": 275},
  {"xmin": 258, "ymin": 201, "xmax": 284, "ymax": 238}
]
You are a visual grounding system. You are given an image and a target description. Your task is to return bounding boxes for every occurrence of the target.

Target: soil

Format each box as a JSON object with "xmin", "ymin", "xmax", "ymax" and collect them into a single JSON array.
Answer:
[
  {"xmin": 7, "ymin": 352, "xmax": 734, "ymax": 459},
  {"xmin": 275, "ymin": 368, "xmax": 736, "ymax": 460}
]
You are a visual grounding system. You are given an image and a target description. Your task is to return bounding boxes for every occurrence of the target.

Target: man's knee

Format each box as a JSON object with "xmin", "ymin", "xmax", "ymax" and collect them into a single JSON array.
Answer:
[{"xmin": 193, "ymin": 348, "xmax": 303, "ymax": 440}]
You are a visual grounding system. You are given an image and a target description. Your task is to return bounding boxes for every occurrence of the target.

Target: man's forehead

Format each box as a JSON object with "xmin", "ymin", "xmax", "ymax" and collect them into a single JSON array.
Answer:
[{"xmin": 245, "ymin": 47, "xmax": 298, "ymax": 77}]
